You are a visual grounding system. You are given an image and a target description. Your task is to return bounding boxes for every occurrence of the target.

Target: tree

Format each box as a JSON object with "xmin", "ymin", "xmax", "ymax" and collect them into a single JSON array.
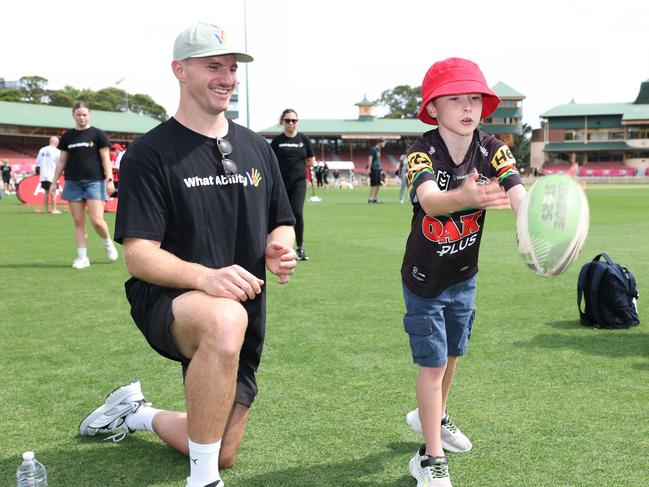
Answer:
[
  {"xmin": 19, "ymin": 75, "xmax": 49, "ymax": 103},
  {"xmin": 95, "ymin": 87, "xmax": 129, "ymax": 112},
  {"xmin": 511, "ymin": 123, "xmax": 532, "ymax": 171},
  {"xmin": 4, "ymin": 75, "xmax": 168, "ymax": 120},
  {"xmin": 129, "ymin": 93, "xmax": 167, "ymax": 121},
  {"xmin": 76, "ymin": 88, "xmax": 100, "ymax": 108},
  {"xmin": 48, "ymin": 85, "xmax": 81, "ymax": 107},
  {"xmin": 0, "ymin": 88, "xmax": 22, "ymax": 102},
  {"xmin": 375, "ymin": 85, "xmax": 421, "ymax": 119}
]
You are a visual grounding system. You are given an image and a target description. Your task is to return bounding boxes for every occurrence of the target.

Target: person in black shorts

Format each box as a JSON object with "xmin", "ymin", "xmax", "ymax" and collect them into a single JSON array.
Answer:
[
  {"xmin": 368, "ymin": 139, "xmax": 385, "ymax": 203},
  {"xmin": 50, "ymin": 102, "xmax": 119, "ymax": 268},
  {"xmin": 78, "ymin": 22, "xmax": 297, "ymax": 487},
  {"xmin": 270, "ymin": 108, "xmax": 315, "ymax": 260},
  {"xmin": 1, "ymin": 160, "xmax": 12, "ymax": 193},
  {"xmin": 36, "ymin": 136, "xmax": 61, "ymax": 213}
]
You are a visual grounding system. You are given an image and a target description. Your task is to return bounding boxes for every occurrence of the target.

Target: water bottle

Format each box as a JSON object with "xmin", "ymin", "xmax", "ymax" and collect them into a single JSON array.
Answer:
[{"xmin": 16, "ymin": 451, "xmax": 48, "ymax": 487}]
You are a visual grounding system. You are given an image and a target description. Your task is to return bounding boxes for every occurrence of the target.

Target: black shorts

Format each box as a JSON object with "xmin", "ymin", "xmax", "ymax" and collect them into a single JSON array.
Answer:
[
  {"xmin": 370, "ymin": 169, "xmax": 382, "ymax": 187},
  {"xmin": 40, "ymin": 181, "xmax": 52, "ymax": 191},
  {"xmin": 125, "ymin": 278, "xmax": 266, "ymax": 407}
]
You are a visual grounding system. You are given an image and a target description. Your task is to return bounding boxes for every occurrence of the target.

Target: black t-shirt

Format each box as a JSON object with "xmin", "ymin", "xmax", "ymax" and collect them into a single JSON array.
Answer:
[
  {"xmin": 270, "ymin": 133, "xmax": 314, "ymax": 188},
  {"xmin": 115, "ymin": 117, "xmax": 295, "ymax": 286},
  {"xmin": 401, "ymin": 129, "xmax": 522, "ymax": 298},
  {"xmin": 58, "ymin": 126, "xmax": 111, "ymax": 180}
]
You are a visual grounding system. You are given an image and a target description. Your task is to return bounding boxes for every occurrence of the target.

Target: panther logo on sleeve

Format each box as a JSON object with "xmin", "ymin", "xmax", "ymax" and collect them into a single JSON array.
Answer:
[
  {"xmin": 406, "ymin": 151, "xmax": 435, "ymax": 189},
  {"xmin": 491, "ymin": 145, "xmax": 516, "ymax": 171},
  {"xmin": 490, "ymin": 144, "xmax": 520, "ymax": 183},
  {"xmin": 407, "ymin": 152, "xmax": 433, "ymax": 171}
]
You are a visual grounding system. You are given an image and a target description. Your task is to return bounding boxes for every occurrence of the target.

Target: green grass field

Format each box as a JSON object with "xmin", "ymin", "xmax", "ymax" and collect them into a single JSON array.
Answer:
[{"xmin": 1, "ymin": 184, "xmax": 648, "ymax": 486}]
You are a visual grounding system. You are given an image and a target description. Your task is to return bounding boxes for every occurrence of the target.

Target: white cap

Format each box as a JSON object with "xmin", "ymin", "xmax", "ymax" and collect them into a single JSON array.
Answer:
[
  {"xmin": 23, "ymin": 452, "xmax": 35, "ymax": 460},
  {"xmin": 173, "ymin": 22, "xmax": 253, "ymax": 62}
]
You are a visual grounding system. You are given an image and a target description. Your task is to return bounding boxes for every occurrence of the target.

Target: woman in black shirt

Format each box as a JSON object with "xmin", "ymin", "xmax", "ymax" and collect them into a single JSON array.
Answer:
[
  {"xmin": 270, "ymin": 109, "xmax": 315, "ymax": 260},
  {"xmin": 50, "ymin": 101, "xmax": 119, "ymax": 269}
]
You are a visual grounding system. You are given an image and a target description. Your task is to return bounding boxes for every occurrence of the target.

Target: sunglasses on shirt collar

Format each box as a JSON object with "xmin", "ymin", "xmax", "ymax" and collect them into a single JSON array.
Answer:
[{"xmin": 215, "ymin": 138, "xmax": 238, "ymax": 176}]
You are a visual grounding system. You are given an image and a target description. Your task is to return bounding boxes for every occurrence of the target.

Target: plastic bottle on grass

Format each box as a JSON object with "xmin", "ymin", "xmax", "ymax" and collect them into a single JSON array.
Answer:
[{"xmin": 16, "ymin": 451, "xmax": 48, "ymax": 487}]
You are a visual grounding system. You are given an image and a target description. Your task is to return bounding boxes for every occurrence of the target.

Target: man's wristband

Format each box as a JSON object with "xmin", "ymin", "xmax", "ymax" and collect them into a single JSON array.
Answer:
[{"xmin": 106, "ymin": 178, "xmax": 113, "ymax": 182}]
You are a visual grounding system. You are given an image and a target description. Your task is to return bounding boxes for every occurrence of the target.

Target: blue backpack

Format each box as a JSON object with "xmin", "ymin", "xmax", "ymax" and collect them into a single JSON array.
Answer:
[{"xmin": 578, "ymin": 253, "xmax": 640, "ymax": 329}]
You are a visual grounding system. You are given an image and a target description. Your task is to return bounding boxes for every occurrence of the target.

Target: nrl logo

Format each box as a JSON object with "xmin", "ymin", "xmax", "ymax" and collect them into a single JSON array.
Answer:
[{"xmin": 437, "ymin": 170, "xmax": 450, "ymax": 191}]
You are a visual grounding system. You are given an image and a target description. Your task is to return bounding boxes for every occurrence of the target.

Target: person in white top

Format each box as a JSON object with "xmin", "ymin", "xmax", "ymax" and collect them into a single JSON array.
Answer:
[{"xmin": 36, "ymin": 136, "xmax": 61, "ymax": 213}]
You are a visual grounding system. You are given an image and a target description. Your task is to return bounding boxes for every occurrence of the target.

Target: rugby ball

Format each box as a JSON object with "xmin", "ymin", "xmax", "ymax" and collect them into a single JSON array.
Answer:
[{"xmin": 516, "ymin": 175, "xmax": 589, "ymax": 277}]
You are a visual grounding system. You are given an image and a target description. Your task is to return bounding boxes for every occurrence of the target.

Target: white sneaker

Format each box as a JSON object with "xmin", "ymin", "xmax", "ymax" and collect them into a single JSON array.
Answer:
[
  {"xmin": 105, "ymin": 243, "xmax": 118, "ymax": 262},
  {"xmin": 72, "ymin": 256, "xmax": 91, "ymax": 269},
  {"xmin": 406, "ymin": 408, "xmax": 423, "ymax": 434},
  {"xmin": 408, "ymin": 445, "xmax": 452, "ymax": 487},
  {"xmin": 406, "ymin": 408, "xmax": 473, "ymax": 453},
  {"xmin": 441, "ymin": 413, "xmax": 472, "ymax": 453},
  {"xmin": 79, "ymin": 380, "xmax": 149, "ymax": 442}
]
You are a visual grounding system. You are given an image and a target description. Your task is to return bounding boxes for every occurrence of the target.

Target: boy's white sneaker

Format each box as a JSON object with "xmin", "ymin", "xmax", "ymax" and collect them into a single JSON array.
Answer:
[
  {"xmin": 72, "ymin": 256, "xmax": 91, "ymax": 269},
  {"xmin": 406, "ymin": 408, "xmax": 423, "ymax": 434},
  {"xmin": 406, "ymin": 408, "xmax": 473, "ymax": 453},
  {"xmin": 441, "ymin": 412, "xmax": 472, "ymax": 453},
  {"xmin": 408, "ymin": 445, "xmax": 452, "ymax": 487}
]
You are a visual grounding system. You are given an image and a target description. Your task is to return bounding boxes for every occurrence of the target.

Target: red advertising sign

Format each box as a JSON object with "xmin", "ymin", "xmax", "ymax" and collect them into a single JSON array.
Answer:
[{"xmin": 16, "ymin": 175, "xmax": 118, "ymax": 213}]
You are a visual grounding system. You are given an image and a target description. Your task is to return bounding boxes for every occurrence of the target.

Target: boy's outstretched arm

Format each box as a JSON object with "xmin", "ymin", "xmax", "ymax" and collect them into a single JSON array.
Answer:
[
  {"xmin": 506, "ymin": 184, "xmax": 526, "ymax": 215},
  {"xmin": 505, "ymin": 162, "xmax": 578, "ymax": 216},
  {"xmin": 417, "ymin": 168, "xmax": 510, "ymax": 217}
]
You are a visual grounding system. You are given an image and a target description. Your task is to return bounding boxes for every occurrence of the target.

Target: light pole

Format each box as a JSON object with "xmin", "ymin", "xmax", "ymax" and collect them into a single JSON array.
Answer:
[
  {"xmin": 116, "ymin": 77, "xmax": 129, "ymax": 111},
  {"xmin": 243, "ymin": 0, "xmax": 250, "ymax": 128}
]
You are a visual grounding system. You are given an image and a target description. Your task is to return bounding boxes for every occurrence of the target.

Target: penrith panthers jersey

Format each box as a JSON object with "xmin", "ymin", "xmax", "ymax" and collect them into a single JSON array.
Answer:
[{"xmin": 401, "ymin": 129, "xmax": 522, "ymax": 298}]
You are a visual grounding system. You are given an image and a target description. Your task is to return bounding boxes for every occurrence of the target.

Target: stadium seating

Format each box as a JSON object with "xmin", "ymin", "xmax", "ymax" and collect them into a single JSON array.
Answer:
[
  {"xmin": 319, "ymin": 149, "xmax": 341, "ymax": 162},
  {"xmin": 540, "ymin": 162, "xmax": 572, "ymax": 175},
  {"xmin": 578, "ymin": 163, "xmax": 636, "ymax": 177},
  {"xmin": 349, "ymin": 155, "xmax": 368, "ymax": 172},
  {"xmin": 0, "ymin": 146, "xmax": 30, "ymax": 159},
  {"xmin": 0, "ymin": 145, "xmax": 38, "ymax": 174},
  {"xmin": 345, "ymin": 154, "xmax": 399, "ymax": 173},
  {"xmin": 542, "ymin": 161, "xmax": 637, "ymax": 177}
]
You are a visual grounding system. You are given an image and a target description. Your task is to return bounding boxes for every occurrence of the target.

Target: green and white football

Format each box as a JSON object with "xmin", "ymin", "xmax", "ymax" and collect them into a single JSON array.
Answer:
[{"xmin": 516, "ymin": 175, "xmax": 589, "ymax": 277}]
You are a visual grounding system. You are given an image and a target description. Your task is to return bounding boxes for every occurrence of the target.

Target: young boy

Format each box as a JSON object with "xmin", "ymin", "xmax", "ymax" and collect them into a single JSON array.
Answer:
[{"xmin": 401, "ymin": 57, "xmax": 526, "ymax": 486}]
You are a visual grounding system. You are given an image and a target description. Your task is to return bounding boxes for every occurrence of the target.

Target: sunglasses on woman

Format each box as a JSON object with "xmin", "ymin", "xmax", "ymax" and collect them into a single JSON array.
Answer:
[
  {"xmin": 283, "ymin": 118, "xmax": 298, "ymax": 124},
  {"xmin": 216, "ymin": 138, "xmax": 238, "ymax": 175}
]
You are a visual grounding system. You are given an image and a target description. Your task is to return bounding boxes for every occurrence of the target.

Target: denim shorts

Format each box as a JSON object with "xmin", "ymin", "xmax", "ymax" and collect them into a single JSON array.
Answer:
[
  {"xmin": 402, "ymin": 275, "xmax": 477, "ymax": 368},
  {"xmin": 61, "ymin": 179, "xmax": 107, "ymax": 201}
]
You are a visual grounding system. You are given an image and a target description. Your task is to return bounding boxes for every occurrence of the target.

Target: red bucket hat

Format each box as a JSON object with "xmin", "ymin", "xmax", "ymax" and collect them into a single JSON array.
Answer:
[{"xmin": 417, "ymin": 57, "xmax": 500, "ymax": 126}]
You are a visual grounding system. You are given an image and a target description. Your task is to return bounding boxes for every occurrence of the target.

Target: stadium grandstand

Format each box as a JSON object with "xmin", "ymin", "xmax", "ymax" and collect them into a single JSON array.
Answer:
[
  {"xmin": 258, "ymin": 82, "xmax": 526, "ymax": 177},
  {"xmin": 0, "ymin": 101, "xmax": 160, "ymax": 180},
  {"xmin": 530, "ymin": 79, "xmax": 649, "ymax": 179}
]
